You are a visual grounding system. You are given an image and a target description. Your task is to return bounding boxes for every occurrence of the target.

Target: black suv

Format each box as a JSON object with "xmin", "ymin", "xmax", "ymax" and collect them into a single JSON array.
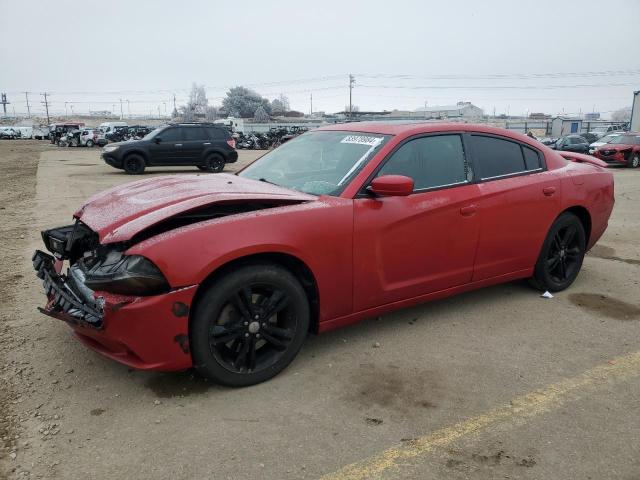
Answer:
[{"xmin": 101, "ymin": 123, "xmax": 238, "ymax": 174}]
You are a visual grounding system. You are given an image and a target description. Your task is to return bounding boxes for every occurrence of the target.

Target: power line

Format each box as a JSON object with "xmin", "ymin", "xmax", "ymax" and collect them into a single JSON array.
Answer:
[
  {"xmin": 357, "ymin": 69, "xmax": 640, "ymax": 80},
  {"xmin": 358, "ymin": 83, "xmax": 637, "ymax": 91}
]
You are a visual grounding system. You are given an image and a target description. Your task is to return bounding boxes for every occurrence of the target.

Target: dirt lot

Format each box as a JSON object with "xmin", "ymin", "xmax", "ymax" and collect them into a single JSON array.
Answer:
[{"xmin": 1, "ymin": 140, "xmax": 639, "ymax": 480}]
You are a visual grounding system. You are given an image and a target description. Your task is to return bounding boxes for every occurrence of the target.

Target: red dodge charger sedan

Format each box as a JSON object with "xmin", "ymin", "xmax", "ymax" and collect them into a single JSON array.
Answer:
[{"xmin": 33, "ymin": 123, "xmax": 614, "ymax": 386}]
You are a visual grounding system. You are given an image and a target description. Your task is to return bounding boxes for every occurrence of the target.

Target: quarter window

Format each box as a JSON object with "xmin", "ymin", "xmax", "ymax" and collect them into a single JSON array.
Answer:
[
  {"xmin": 469, "ymin": 135, "xmax": 526, "ymax": 179},
  {"xmin": 206, "ymin": 127, "xmax": 227, "ymax": 140},
  {"xmin": 523, "ymin": 146, "xmax": 541, "ymax": 170},
  {"xmin": 377, "ymin": 135, "xmax": 468, "ymax": 190}
]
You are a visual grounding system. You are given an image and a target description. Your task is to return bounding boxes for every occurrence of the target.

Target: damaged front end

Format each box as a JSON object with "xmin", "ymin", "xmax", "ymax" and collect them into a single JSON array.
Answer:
[{"xmin": 33, "ymin": 220, "xmax": 169, "ymax": 329}]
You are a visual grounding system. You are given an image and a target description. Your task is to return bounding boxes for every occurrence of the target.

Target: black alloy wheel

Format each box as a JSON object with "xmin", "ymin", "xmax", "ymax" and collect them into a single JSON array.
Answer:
[
  {"xmin": 201, "ymin": 153, "xmax": 225, "ymax": 173},
  {"xmin": 530, "ymin": 212, "xmax": 586, "ymax": 292},
  {"xmin": 123, "ymin": 154, "xmax": 146, "ymax": 174},
  {"xmin": 191, "ymin": 264, "xmax": 309, "ymax": 386}
]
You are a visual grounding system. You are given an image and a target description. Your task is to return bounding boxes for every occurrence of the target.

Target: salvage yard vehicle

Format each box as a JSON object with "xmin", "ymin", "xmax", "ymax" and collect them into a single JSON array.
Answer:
[
  {"xmin": 101, "ymin": 122, "xmax": 238, "ymax": 174},
  {"xmin": 552, "ymin": 134, "xmax": 590, "ymax": 154},
  {"xmin": 32, "ymin": 123, "xmax": 614, "ymax": 387},
  {"xmin": 593, "ymin": 133, "xmax": 640, "ymax": 167},
  {"xmin": 49, "ymin": 123, "xmax": 84, "ymax": 145},
  {"xmin": 589, "ymin": 124, "xmax": 626, "ymax": 139},
  {"xmin": 0, "ymin": 127, "xmax": 19, "ymax": 139},
  {"xmin": 589, "ymin": 132, "xmax": 623, "ymax": 154}
]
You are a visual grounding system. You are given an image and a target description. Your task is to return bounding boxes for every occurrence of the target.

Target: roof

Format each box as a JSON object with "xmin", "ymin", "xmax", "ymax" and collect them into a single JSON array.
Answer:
[{"xmin": 317, "ymin": 121, "xmax": 536, "ymax": 139}]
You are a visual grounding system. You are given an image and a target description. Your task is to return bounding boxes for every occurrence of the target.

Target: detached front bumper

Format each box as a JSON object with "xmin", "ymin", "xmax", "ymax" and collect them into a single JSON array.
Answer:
[{"xmin": 33, "ymin": 250, "xmax": 196, "ymax": 371}]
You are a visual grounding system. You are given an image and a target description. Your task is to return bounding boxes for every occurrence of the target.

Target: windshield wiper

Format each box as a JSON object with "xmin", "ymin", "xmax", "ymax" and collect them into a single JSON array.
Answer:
[{"xmin": 258, "ymin": 178, "xmax": 278, "ymax": 185}]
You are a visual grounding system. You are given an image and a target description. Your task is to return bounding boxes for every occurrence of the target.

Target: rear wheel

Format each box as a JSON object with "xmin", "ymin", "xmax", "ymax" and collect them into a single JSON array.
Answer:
[
  {"xmin": 627, "ymin": 153, "xmax": 639, "ymax": 168},
  {"xmin": 86, "ymin": 140, "xmax": 94, "ymax": 148},
  {"xmin": 191, "ymin": 264, "xmax": 309, "ymax": 387},
  {"xmin": 201, "ymin": 153, "xmax": 225, "ymax": 173},
  {"xmin": 530, "ymin": 212, "xmax": 586, "ymax": 292},
  {"xmin": 123, "ymin": 154, "xmax": 146, "ymax": 174}
]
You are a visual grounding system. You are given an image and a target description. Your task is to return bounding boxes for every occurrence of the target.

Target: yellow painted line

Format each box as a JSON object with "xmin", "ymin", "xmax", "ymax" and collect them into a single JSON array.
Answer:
[{"xmin": 321, "ymin": 351, "xmax": 640, "ymax": 480}]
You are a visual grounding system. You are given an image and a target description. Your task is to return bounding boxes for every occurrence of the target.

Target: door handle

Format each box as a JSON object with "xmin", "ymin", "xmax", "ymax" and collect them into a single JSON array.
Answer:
[
  {"xmin": 460, "ymin": 204, "xmax": 477, "ymax": 216},
  {"xmin": 174, "ymin": 143, "xmax": 183, "ymax": 147},
  {"xmin": 543, "ymin": 186, "xmax": 556, "ymax": 196}
]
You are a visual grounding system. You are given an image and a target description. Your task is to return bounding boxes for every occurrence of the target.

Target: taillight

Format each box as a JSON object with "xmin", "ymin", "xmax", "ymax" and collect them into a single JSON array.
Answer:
[{"xmin": 227, "ymin": 138, "xmax": 236, "ymax": 149}]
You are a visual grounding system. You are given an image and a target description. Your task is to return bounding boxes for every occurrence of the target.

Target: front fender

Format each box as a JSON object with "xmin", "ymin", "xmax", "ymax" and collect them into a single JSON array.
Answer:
[{"xmin": 126, "ymin": 197, "xmax": 355, "ymax": 322}]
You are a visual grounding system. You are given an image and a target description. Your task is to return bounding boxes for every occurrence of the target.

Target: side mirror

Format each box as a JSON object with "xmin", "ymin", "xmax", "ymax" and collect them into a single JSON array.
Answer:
[
  {"xmin": 154, "ymin": 137, "xmax": 162, "ymax": 144},
  {"xmin": 368, "ymin": 175, "xmax": 414, "ymax": 197}
]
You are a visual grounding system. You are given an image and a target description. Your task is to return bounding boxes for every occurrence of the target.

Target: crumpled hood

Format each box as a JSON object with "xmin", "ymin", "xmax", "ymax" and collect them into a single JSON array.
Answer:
[{"xmin": 75, "ymin": 173, "xmax": 316, "ymax": 243}]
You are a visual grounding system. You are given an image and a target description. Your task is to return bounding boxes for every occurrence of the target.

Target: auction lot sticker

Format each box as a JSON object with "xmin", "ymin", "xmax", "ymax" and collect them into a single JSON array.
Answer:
[{"xmin": 341, "ymin": 135, "xmax": 383, "ymax": 146}]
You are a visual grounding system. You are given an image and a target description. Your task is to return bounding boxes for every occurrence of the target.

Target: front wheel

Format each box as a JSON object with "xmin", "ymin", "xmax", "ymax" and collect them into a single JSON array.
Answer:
[
  {"xmin": 530, "ymin": 212, "xmax": 586, "ymax": 292},
  {"xmin": 191, "ymin": 264, "xmax": 310, "ymax": 387},
  {"xmin": 123, "ymin": 154, "xmax": 146, "ymax": 174},
  {"xmin": 86, "ymin": 139, "xmax": 94, "ymax": 148},
  {"xmin": 628, "ymin": 153, "xmax": 639, "ymax": 168}
]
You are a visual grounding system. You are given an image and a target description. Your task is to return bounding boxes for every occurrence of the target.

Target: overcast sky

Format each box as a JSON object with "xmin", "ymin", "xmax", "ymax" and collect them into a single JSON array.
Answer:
[{"xmin": 1, "ymin": 0, "xmax": 639, "ymax": 118}]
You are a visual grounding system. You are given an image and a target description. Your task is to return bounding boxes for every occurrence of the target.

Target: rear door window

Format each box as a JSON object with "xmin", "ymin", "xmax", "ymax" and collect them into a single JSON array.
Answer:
[
  {"xmin": 183, "ymin": 127, "xmax": 207, "ymax": 141},
  {"xmin": 469, "ymin": 135, "xmax": 526, "ymax": 179}
]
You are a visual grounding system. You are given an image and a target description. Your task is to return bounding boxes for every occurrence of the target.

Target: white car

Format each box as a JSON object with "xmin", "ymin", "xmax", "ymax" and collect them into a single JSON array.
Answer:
[
  {"xmin": 589, "ymin": 132, "xmax": 624, "ymax": 154},
  {"xmin": 589, "ymin": 124, "xmax": 626, "ymax": 139},
  {"xmin": 79, "ymin": 129, "xmax": 98, "ymax": 147}
]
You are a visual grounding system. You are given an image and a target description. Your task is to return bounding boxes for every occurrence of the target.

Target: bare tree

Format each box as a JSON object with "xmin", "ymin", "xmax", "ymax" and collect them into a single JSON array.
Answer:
[
  {"xmin": 253, "ymin": 105, "xmax": 270, "ymax": 122},
  {"xmin": 611, "ymin": 106, "xmax": 632, "ymax": 122}
]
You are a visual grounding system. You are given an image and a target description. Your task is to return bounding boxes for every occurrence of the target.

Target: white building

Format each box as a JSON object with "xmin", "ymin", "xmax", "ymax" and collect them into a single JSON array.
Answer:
[{"xmin": 414, "ymin": 101, "xmax": 484, "ymax": 120}]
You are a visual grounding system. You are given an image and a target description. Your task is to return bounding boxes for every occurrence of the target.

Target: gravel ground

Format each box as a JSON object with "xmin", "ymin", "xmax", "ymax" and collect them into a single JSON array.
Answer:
[{"xmin": 0, "ymin": 140, "xmax": 639, "ymax": 480}]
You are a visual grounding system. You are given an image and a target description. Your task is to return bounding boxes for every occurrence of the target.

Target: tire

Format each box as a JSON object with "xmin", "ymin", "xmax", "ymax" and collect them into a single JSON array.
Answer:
[
  {"xmin": 191, "ymin": 264, "xmax": 310, "ymax": 387},
  {"xmin": 123, "ymin": 154, "xmax": 146, "ymax": 175},
  {"xmin": 86, "ymin": 140, "xmax": 94, "ymax": 148},
  {"xmin": 201, "ymin": 153, "xmax": 225, "ymax": 173},
  {"xmin": 627, "ymin": 153, "xmax": 639, "ymax": 168},
  {"xmin": 530, "ymin": 212, "xmax": 586, "ymax": 292}
]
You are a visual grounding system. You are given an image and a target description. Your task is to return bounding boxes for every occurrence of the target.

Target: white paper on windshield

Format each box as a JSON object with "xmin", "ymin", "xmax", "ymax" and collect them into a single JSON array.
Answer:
[{"xmin": 340, "ymin": 135, "xmax": 382, "ymax": 146}]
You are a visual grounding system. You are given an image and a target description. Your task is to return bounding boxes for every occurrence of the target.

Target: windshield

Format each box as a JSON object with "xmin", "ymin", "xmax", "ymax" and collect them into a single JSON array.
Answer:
[
  {"xmin": 239, "ymin": 130, "xmax": 390, "ymax": 196},
  {"xmin": 609, "ymin": 135, "xmax": 639, "ymax": 145},
  {"xmin": 597, "ymin": 134, "xmax": 619, "ymax": 144}
]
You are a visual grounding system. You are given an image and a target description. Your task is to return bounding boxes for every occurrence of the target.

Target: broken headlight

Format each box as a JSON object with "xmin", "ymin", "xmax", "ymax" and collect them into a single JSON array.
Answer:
[{"xmin": 81, "ymin": 250, "xmax": 169, "ymax": 296}]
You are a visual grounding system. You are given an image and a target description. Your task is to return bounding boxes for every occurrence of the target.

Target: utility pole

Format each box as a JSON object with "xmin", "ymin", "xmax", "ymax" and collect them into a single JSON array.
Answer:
[
  {"xmin": 41, "ymin": 93, "xmax": 50, "ymax": 124},
  {"xmin": 119, "ymin": 99, "xmax": 124, "ymax": 120},
  {"xmin": 24, "ymin": 92, "xmax": 31, "ymax": 118},
  {"xmin": 0, "ymin": 93, "xmax": 9, "ymax": 116},
  {"xmin": 126, "ymin": 99, "xmax": 130, "ymax": 118},
  {"xmin": 173, "ymin": 93, "xmax": 177, "ymax": 113},
  {"xmin": 157, "ymin": 105, "xmax": 161, "ymax": 118},
  {"xmin": 348, "ymin": 74, "xmax": 355, "ymax": 119},
  {"xmin": 310, "ymin": 93, "xmax": 313, "ymax": 116},
  {"xmin": 424, "ymin": 100, "xmax": 427, "ymax": 120}
]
